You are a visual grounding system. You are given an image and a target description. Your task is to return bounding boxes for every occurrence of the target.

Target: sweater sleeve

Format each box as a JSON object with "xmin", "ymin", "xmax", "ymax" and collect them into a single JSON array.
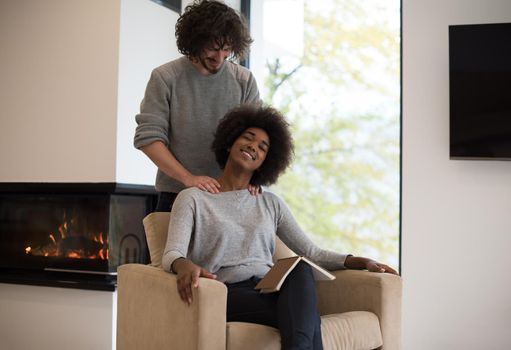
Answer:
[
  {"xmin": 274, "ymin": 195, "xmax": 349, "ymax": 271},
  {"xmin": 133, "ymin": 68, "xmax": 171, "ymax": 149},
  {"xmin": 244, "ymin": 71, "xmax": 261, "ymax": 105},
  {"xmin": 162, "ymin": 192, "xmax": 195, "ymax": 273}
]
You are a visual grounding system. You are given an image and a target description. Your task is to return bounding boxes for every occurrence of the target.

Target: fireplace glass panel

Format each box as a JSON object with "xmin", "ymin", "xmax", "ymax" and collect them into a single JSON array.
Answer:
[
  {"xmin": 108, "ymin": 194, "xmax": 149, "ymax": 268},
  {"xmin": 0, "ymin": 193, "xmax": 150, "ymax": 274}
]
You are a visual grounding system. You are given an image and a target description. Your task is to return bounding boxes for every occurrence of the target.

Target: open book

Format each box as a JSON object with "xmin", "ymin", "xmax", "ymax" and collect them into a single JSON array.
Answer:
[{"xmin": 255, "ymin": 256, "xmax": 335, "ymax": 293}]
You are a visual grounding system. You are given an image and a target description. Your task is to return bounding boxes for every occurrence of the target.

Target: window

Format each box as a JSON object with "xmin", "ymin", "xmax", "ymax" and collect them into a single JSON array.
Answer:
[
  {"xmin": 246, "ymin": 0, "xmax": 401, "ymax": 267},
  {"xmin": 151, "ymin": 0, "xmax": 181, "ymax": 13}
]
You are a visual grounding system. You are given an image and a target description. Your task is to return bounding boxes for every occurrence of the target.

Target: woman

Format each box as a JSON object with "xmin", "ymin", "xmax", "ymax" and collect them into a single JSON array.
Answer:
[{"xmin": 162, "ymin": 104, "xmax": 397, "ymax": 349}]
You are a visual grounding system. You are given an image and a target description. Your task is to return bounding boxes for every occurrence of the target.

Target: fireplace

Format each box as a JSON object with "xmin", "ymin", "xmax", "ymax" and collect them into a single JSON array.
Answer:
[{"xmin": 0, "ymin": 183, "xmax": 157, "ymax": 291}]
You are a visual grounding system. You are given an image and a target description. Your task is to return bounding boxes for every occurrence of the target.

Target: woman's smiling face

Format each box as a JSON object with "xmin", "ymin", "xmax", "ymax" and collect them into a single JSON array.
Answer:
[{"xmin": 228, "ymin": 127, "xmax": 270, "ymax": 171}]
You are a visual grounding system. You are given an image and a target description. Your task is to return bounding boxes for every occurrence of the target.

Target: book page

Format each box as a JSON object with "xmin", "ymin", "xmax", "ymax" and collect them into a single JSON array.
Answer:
[
  {"xmin": 255, "ymin": 256, "xmax": 300, "ymax": 292},
  {"xmin": 301, "ymin": 257, "xmax": 336, "ymax": 281},
  {"xmin": 255, "ymin": 256, "xmax": 335, "ymax": 293}
]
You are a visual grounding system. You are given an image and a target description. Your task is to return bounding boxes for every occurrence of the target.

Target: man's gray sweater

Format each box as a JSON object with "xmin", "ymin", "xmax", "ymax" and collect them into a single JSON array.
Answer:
[
  {"xmin": 163, "ymin": 188, "xmax": 349, "ymax": 283},
  {"xmin": 134, "ymin": 57, "xmax": 260, "ymax": 193}
]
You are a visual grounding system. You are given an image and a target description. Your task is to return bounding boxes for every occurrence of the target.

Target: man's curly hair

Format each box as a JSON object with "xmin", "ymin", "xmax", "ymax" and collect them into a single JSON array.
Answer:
[
  {"xmin": 212, "ymin": 104, "xmax": 294, "ymax": 187},
  {"xmin": 176, "ymin": 0, "xmax": 253, "ymax": 60}
]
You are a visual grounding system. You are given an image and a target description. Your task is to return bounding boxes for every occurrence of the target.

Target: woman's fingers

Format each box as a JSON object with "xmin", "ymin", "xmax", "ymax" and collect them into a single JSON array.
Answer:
[
  {"xmin": 177, "ymin": 277, "xmax": 188, "ymax": 304},
  {"xmin": 177, "ymin": 274, "xmax": 194, "ymax": 305},
  {"xmin": 184, "ymin": 281, "xmax": 193, "ymax": 305},
  {"xmin": 176, "ymin": 262, "xmax": 218, "ymax": 305},
  {"xmin": 200, "ymin": 268, "xmax": 217, "ymax": 279},
  {"xmin": 191, "ymin": 273, "xmax": 200, "ymax": 288},
  {"xmin": 382, "ymin": 264, "xmax": 399, "ymax": 275},
  {"xmin": 369, "ymin": 262, "xmax": 399, "ymax": 275}
]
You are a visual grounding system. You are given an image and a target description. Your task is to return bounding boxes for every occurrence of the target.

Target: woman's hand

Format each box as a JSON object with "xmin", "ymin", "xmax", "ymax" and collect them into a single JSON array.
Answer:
[
  {"xmin": 172, "ymin": 258, "xmax": 217, "ymax": 305},
  {"xmin": 365, "ymin": 260, "xmax": 398, "ymax": 275},
  {"xmin": 184, "ymin": 175, "xmax": 221, "ymax": 193},
  {"xmin": 345, "ymin": 255, "xmax": 399, "ymax": 275}
]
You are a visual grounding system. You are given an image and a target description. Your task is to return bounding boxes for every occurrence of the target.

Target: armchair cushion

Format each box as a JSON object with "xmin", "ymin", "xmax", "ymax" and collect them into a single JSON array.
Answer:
[
  {"xmin": 316, "ymin": 270, "xmax": 402, "ymax": 350},
  {"xmin": 226, "ymin": 312, "xmax": 382, "ymax": 350}
]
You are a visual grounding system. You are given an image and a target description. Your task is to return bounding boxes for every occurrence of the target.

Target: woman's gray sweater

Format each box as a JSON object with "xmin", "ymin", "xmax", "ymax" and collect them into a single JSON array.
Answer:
[{"xmin": 162, "ymin": 188, "xmax": 349, "ymax": 283}]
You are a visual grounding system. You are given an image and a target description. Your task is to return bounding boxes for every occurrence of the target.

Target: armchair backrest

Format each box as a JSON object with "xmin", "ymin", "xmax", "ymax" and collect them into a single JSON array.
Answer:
[
  {"xmin": 143, "ymin": 212, "xmax": 170, "ymax": 268},
  {"xmin": 142, "ymin": 212, "xmax": 295, "ymax": 268}
]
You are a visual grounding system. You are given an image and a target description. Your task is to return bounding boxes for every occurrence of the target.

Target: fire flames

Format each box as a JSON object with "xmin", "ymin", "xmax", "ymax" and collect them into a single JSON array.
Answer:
[{"xmin": 24, "ymin": 216, "xmax": 108, "ymax": 260}]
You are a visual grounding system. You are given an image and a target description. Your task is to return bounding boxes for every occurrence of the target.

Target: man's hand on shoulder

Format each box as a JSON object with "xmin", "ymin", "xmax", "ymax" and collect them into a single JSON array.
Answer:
[
  {"xmin": 184, "ymin": 175, "xmax": 221, "ymax": 193},
  {"xmin": 248, "ymin": 184, "xmax": 262, "ymax": 196}
]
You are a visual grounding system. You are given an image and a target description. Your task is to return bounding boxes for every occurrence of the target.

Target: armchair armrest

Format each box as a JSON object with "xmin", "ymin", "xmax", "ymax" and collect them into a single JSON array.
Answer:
[
  {"xmin": 315, "ymin": 269, "xmax": 402, "ymax": 350},
  {"xmin": 117, "ymin": 264, "xmax": 228, "ymax": 350}
]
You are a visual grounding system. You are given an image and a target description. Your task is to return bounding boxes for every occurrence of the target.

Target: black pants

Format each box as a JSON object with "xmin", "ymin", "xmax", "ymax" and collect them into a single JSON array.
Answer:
[
  {"xmin": 154, "ymin": 192, "xmax": 177, "ymax": 212},
  {"xmin": 226, "ymin": 262, "xmax": 323, "ymax": 350}
]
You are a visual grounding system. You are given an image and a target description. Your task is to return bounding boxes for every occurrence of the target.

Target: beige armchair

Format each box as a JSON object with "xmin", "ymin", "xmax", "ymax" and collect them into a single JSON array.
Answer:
[{"xmin": 117, "ymin": 212, "xmax": 402, "ymax": 350}]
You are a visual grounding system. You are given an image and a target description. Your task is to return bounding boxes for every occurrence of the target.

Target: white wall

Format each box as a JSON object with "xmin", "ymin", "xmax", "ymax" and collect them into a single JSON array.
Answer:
[
  {"xmin": 0, "ymin": 284, "xmax": 116, "ymax": 350},
  {"xmin": 402, "ymin": 0, "xmax": 511, "ymax": 349},
  {"xmin": 0, "ymin": 0, "xmax": 180, "ymax": 185},
  {"xmin": 0, "ymin": 1, "xmax": 178, "ymax": 350},
  {"xmin": 115, "ymin": 0, "xmax": 243, "ymax": 185},
  {"xmin": 116, "ymin": 0, "xmax": 180, "ymax": 185},
  {"xmin": 0, "ymin": 0, "xmax": 120, "ymax": 182}
]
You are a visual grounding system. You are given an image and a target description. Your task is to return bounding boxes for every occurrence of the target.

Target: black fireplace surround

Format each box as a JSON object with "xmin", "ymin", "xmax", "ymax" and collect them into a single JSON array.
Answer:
[{"xmin": 0, "ymin": 183, "xmax": 157, "ymax": 291}]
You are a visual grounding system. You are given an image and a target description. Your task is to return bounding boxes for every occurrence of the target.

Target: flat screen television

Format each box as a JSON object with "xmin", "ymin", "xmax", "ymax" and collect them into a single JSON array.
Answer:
[{"xmin": 449, "ymin": 22, "xmax": 511, "ymax": 160}]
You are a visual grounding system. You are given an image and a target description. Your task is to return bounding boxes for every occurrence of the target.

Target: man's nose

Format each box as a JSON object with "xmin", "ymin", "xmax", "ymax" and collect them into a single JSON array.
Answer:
[{"xmin": 213, "ymin": 50, "xmax": 224, "ymax": 61}]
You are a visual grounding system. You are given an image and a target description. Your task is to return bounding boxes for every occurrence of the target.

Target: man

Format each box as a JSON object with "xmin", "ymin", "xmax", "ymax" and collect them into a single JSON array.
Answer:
[{"xmin": 134, "ymin": 0, "xmax": 260, "ymax": 211}]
